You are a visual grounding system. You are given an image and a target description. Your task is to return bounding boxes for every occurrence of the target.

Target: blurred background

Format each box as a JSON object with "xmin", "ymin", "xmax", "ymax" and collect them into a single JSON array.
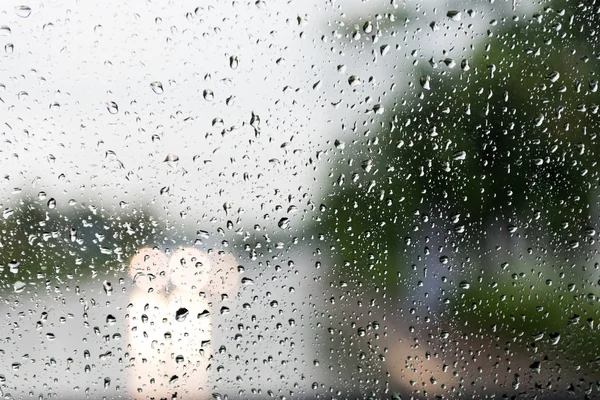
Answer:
[{"xmin": 0, "ymin": 0, "xmax": 599, "ymax": 399}]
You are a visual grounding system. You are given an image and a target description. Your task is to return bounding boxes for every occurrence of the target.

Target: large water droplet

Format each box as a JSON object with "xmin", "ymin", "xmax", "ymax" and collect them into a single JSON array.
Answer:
[{"xmin": 15, "ymin": 6, "xmax": 32, "ymax": 18}]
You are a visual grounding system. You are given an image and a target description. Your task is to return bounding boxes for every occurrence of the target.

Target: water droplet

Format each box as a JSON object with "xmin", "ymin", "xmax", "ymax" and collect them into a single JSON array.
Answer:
[
  {"xmin": 203, "ymin": 89, "xmax": 214, "ymax": 101},
  {"xmin": 47, "ymin": 198, "xmax": 56, "ymax": 209},
  {"xmin": 241, "ymin": 277, "xmax": 254, "ymax": 285},
  {"xmin": 15, "ymin": 5, "xmax": 32, "ymax": 18},
  {"xmin": 348, "ymin": 75, "xmax": 361, "ymax": 86},
  {"xmin": 212, "ymin": 117, "xmax": 224, "ymax": 128},
  {"xmin": 278, "ymin": 217, "xmax": 290, "ymax": 229},
  {"xmin": 453, "ymin": 151, "xmax": 466, "ymax": 161},
  {"xmin": 549, "ymin": 332, "xmax": 560, "ymax": 345},
  {"xmin": 534, "ymin": 114, "xmax": 544, "ymax": 127},
  {"xmin": 447, "ymin": 10, "xmax": 461, "ymax": 21},
  {"xmin": 546, "ymin": 71, "xmax": 560, "ymax": 83},
  {"xmin": 0, "ymin": 26, "xmax": 11, "ymax": 36},
  {"xmin": 461, "ymin": 59, "xmax": 470, "ymax": 71},
  {"xmin": 230, "ymin": 55, "xmax": 239, "ymax": 69},
  {"xmin": 420, "ymin": 75, "xmax": 431, "ymax": 90},
  {"xmin": 103, "ymin": 281, "xmax": 113, "ymax": 295},
  {"xmin": 175, "ymin": 308, "xmax": 189, "ymax": 321},
  {"xmin": 380, "ymin": 44, "xmax": 390, "ymax": 56},
  {"xmin": 9, "ymin": 260, "xmax": 20, "ymax": 274},
  {"xmin": 164, "ymin": 153, "xmax": 179, "ymax": 168},
  {"xmin": 5, "ymin": 44, "xmax": 14, "ymax": 54},
  {"xmin": 106, "ymin": 101, "xmax": 118, "ymax": 114},
  {"xmin": 150, "ymin": 81, "xmax": 163, "ymax": 94},
  {"xmin": 13, "ymin": 281, "xmax": 26, "ymax": 293}
]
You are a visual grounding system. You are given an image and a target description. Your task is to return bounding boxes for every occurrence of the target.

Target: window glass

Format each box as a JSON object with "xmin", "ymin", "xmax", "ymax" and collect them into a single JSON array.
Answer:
[{"xmin": 1, "ymin": 0, "xmax": 599, "ymax": 398}]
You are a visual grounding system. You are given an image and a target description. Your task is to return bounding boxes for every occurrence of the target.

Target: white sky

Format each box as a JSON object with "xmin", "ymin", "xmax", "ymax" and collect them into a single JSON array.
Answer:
[{"xmin": 0, "ymin": 0, "xmax": 533, "ymax": 234}]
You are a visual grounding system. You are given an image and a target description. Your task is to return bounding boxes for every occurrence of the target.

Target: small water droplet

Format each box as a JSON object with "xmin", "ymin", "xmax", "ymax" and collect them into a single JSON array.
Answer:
[
  {"xmin": 461, "ymin": 59, "xmax": 470, "ymax": 71},
  {"xmin": 546, "ymin": 71, "xmax": 560, "ymax": 83},
  {"xmin": 9, "ymin": 260, "xmax": 20, "ymax": 274},
  {"xmin": 534, "ymin": 114, "xmax": 544, "ymax": 127},
  {"xmin": 0, "ymin": 26, "xmax": 11, "ymax": 36},
  {"xmin": 150, "ymin": 81, "xmax": 163, "ymax": 94},
  {"xmin": 348, "ymin": 75, "xmax": 361, "ymax": 86},
  {"xmin": 175, "ymin": 308, "xmax": 189, "ymax": 321},
  {"xmin": 13, "ymin": 281, "xmax": 26, "ymax": 293},
  {"xmin": 230, "ymin": 55, "xmax": 239, "ymax": 69},
  {"xmin": 47, "ymin": 198, "xmax": 56, "ymax": 209},
  {"xmin": 164, "ymin": 153, "xmax": 179, "ymax": 168},
  {"xmin": 447, "ymin": 10, "xmax": 461, "ymax": 21},
  {"xmin": 5, "ymin": 44, "xmax": 14, "ymax": 54},
  {"xmin": 203, "ymin": 89, "xmax": 214, "ymax": 101},
  {"xmin": 103, "ymin": 281, "xmax": 113, "ymax": 295},
  {"xmin": 212, "ymin": 117, "xmax": 224, "ymax": 128},
  {"xmin": 278, "ymin": 217, "xmax": 290, "ymax": 229},
  {"xmin": 106, "ymin": 101, "xmax": 118, "ymax": 114},
  {"xmin": 241, "ymin": 277, "xmax": 254, "ymax": 285},
  {"xmin": 420, "ymin": 75, "xmax": 431, "ymax": 90},
  {"xmin": 453, "ymin": 151, "xmax": 466, "ymax": 161}
]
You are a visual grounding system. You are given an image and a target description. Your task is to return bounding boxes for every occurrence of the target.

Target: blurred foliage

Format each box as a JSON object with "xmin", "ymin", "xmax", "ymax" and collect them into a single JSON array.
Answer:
[
  {"xmin": 0, "ymin": 198, "xmax": 158, "ymax": 291},
  {"xmin": 321, "ymin": 0, "xmax": 600, "ymax": 369}
]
